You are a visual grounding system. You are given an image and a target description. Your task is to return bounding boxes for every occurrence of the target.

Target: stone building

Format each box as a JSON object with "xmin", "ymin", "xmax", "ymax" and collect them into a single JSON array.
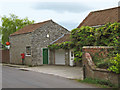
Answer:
[{"xmin": 9, "ymin": 20, "xmax": 69, "ymax": 66}]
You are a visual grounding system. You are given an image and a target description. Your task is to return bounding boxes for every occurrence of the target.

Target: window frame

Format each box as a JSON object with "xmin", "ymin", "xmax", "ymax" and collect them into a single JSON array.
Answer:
[{"xmin": 26, "ymin": 46, "xmax": 31, "ymax": 56}]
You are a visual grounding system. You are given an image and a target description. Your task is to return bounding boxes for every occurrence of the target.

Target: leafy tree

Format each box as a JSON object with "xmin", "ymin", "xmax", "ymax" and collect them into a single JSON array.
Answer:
[{"xmin": 0, "ymin": 14, "xmax": 35, "ymax": 44}]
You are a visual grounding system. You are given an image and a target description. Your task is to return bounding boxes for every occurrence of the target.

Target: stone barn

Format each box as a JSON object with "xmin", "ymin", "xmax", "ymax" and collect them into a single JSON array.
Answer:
[{"xmin": 9, "ymin": 20, "xmax": 69, "ymax": 66}]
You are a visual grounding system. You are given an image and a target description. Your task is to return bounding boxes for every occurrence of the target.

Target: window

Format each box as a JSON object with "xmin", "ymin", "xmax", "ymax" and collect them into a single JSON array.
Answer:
[
  {"xmin": 26, "ymin": 46, "xmax": 31, "ymax": 56},
  {"xmin": 71, "ymin": 51, "xmax": 74, "ymax": 57}
]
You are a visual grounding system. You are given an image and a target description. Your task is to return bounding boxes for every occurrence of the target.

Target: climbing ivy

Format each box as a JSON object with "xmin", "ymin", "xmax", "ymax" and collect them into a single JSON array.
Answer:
[
  {"xmin": 48, "ymin": 41, "xmax": 74, "ymax": 49},
  {"xmin": 48, "ymin": 22, "xmax": 120, "ymax": 62},
  {"xmin": 108, "ymin": 53, "xmax": 120, "ymax": 74}
]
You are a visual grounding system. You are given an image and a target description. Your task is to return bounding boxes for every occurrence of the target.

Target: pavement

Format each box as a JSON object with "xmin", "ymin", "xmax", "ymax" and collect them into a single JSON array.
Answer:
[
  {"xmin": 2, "ymin": 66, "xmax": 96, "ymax": 88},
  {"xmin": 2, "ymin": 63, "xmax": 28, "ymax": 68},
  {"xmin": 2, "ymin": 63, "xmax": 83, "ymax": 80}
]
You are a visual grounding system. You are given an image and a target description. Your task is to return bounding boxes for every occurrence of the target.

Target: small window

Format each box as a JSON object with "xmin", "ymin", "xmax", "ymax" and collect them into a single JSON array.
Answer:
[
  {"xmin": 26, "ymin": 46, "xmax": 31, "ymax": 56},
  {"xmin": 71, "ymin": 51, "xmax": 74, "ymax": 57}
]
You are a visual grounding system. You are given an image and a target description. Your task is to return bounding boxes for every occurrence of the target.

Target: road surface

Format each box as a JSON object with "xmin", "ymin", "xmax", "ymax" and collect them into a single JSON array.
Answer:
[{"xmin": 2, "ymin": 66, "xmax": 97, "ymax": 88}]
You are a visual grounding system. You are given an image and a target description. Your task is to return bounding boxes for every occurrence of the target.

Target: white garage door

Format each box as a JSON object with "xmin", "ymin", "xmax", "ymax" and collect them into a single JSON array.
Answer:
[{"xmin": 55, "ymin": 49, "xmax": 65, "ymax": 65}]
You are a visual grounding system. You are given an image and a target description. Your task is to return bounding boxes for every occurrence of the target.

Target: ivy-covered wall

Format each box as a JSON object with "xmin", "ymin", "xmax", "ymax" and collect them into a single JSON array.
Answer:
[
  {"xmin": 48, "ymin": 22, "xmax": 120, "ymax": 62},
  {"xmin": 48, "ymin": 22, "xmax": 120, "ymax": 73}
]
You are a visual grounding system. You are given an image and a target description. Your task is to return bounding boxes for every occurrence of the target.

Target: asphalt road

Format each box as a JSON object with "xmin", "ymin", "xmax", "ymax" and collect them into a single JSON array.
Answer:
[{"xmin": 2, "ymin": 66, "xmax": 97, "ymax": 88}]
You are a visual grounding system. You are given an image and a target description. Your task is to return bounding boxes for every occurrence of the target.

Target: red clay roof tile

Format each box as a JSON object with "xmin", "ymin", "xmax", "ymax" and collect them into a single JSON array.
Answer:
[
  {"xmin": 10, "ymin": 20, "xmax": 52, "ymax": 36},
  {"xmin": 78, "ymin": 6, "xmax": 120, "ymax": 28}
]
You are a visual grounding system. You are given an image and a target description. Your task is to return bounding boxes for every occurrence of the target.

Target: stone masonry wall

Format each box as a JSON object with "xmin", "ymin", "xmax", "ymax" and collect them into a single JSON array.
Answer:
[
  {"xmin": 82, "ymin": 46, "xmax": 120, "ymax": 86},
  {"xmin": 9, "ymin": 33, "xmax": 32, "ymax": 65},
  {"xmin": 31, "ymin": 20, "xmax": 70, "ymax": 66},
  {"xmin": 49, "ymin": 49, "xmax": 55, "ymax": 65}
]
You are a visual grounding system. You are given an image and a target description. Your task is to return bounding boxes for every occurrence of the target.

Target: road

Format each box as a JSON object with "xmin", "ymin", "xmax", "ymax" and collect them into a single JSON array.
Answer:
[{"xmin": 2, "ymin": 66, "xmax": 97, "ymax": 88}]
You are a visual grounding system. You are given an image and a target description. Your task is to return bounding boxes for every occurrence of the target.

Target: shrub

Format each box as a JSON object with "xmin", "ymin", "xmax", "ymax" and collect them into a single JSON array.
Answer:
[{"xmin": 108, "ymin": 53, "xmax": 120, "ymax": 74}]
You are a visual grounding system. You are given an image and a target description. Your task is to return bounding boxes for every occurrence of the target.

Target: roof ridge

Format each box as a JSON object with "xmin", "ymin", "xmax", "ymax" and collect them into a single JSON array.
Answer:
[
  {"xmin": 91, "ymin": 6, "xmax": 120, "ymax": 13},
  {"xmin": 33, "ymin": 19, "xmax": 52, "ymax": 25},
  {"xmin": 10, "ymin": 19, "xmax": 53, "ymax": 36}
]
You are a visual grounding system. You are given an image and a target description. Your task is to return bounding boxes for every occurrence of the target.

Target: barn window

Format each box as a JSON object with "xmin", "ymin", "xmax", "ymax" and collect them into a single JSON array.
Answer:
[{"xmin": 26, "ymin": 46, "xmax": 31, "ymax": 56}]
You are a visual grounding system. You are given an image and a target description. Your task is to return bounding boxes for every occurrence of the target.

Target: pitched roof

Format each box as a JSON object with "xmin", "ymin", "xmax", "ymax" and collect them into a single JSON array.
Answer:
[
  {"xmin": 52, "ymin": 34, "xmax": 70, "ymax": 44},
  {"xmin": 78, "ymin": 6, "xmax": 120, "ymax": 28},
  {"xmin": 10, "ymin": 20, "xmax": 52, "ymax": 36}
]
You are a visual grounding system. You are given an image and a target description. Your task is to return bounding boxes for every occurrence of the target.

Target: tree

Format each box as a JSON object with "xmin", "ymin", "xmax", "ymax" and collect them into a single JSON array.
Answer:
[{"xmin": 0, "ymin": 14, "xmax": 35, "ymax": 44}]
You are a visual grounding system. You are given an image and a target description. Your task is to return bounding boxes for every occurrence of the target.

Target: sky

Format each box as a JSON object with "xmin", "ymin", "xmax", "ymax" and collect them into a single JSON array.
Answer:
[{"xmin": 0, "ymin": 0, "xmax": 120, "ymax": 30}]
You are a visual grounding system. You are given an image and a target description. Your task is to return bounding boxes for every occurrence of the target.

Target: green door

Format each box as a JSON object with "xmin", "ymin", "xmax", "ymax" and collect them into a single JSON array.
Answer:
[{"xmin": 43, "ymin": 48, "xmax": 48, "ymax": 64}]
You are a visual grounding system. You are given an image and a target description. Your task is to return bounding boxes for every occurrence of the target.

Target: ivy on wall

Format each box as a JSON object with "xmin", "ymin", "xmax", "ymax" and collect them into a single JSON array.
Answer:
[
  {"xmin": 48, "ymin": 41, "xmax": 74, "ymax": 49},
  {"xmin": 48, "ymin": 22, "xmax": 120, "ymax": 62},
  {"xmin": 108, "ymin": 53, "xmax": 120, "ymax": 74}
]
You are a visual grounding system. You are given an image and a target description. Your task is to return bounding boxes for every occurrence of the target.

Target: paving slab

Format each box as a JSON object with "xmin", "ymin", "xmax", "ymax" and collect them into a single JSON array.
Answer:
[
  {"xmin": 19, "ymin": 65, "xmax": 83, "ymax": 80},
  {"xmin": 2, "ymin": 63, "xmax": 83, "ymax": 80}
]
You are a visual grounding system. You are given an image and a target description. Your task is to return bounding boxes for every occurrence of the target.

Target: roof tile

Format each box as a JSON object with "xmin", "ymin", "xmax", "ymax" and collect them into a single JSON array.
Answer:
[
  {"xmin": 10, "ymin": 20, "xmax": 52, "ymax": 36},
  {"xmin": 78, "ymin": 7, "xmax": 120, "ymax": 28}
]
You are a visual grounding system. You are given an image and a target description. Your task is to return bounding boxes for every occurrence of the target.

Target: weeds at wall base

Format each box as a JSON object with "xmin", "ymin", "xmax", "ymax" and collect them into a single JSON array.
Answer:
[{"xmin": 77, "ymin": 78, "xmax": 118, "ymax": 88}]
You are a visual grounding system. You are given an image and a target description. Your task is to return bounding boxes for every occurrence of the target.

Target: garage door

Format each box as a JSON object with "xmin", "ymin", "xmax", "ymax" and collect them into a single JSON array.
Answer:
[{"xmin": 55, "ymin": 49, "xmax": 65, "ymax": 65}]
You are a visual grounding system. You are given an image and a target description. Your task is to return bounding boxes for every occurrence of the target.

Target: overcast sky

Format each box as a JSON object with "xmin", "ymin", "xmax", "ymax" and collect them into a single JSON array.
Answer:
[{"xmin": 0, "ymin": 0, "xmax": 119, "ymax": 30}]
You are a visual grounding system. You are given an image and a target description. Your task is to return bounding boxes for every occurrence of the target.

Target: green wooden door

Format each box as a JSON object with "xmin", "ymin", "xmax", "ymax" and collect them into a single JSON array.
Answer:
[{"xmin": 43, "ymin": 48, "xmax": 48, "ymax": 64}]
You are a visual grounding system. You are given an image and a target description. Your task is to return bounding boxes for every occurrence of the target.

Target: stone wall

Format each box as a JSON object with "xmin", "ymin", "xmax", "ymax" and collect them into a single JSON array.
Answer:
[
  {"xmin": 31, "ymin": 20, "xmax": 69, "ymax": 66},
  {"xmin": 9, "ymin": 33, "xmax": 32, "ymax": 65},
  {"xmin": 49, "ymin": 49, "xmax": 55, "ymax": 65},
  {"xmin": 82, "ymin": 46, "xmax": 120, "ymax": 86}
]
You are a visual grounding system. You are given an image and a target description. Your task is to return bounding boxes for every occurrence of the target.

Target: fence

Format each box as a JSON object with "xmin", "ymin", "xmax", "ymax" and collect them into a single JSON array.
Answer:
[{"xmin": 0, "ymin": 49, "xmax": 10, "ymax": 63}]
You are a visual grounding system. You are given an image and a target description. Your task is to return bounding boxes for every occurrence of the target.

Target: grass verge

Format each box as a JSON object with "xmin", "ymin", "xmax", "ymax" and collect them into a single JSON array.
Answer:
[{"xmin": 77, "ymin": 78, "xmax": 118, "ymax": 88}]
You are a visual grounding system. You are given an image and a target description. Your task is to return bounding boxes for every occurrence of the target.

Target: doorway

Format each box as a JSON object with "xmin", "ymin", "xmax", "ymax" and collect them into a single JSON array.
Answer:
[
  {"xmin": 69, "ymin": 50, "xmax": 74, "ymax": 66},
  {"xmin": 43, "ymin": 48, "xmax": 48, "ymax": 64}
]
